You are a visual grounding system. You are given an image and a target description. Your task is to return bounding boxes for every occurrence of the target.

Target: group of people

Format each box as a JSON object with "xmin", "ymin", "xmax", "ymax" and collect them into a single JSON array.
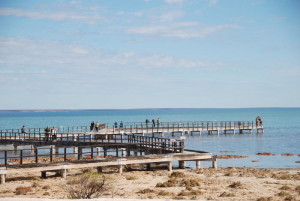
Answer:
[
  {"xmin": 145, "ymin": 118, "xmax": 160, "ymax": 127},
  {"xmin": 90, "ymin": 121, "xmax": 101, "ymax": 132},
  {"xmin": 44, "ymin": 126, "xmax": 57, "ymax": 141},
  {"xmin": 256, "ymin": 116, "xmax": 263, "ymax": 126}
]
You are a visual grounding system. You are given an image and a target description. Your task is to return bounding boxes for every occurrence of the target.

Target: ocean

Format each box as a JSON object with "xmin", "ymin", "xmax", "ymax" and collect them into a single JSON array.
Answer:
[{"xmin": 0, "ymin": 108, "xmax": 299, "ymax": 168}]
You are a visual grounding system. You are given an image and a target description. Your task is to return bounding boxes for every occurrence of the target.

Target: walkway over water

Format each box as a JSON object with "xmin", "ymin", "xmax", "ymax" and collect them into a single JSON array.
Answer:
[
  {"xmin": 0, "ymin": 120, "xmax": 263, "ymax": 183},
  {"xmin": 0, "ymin": 120, "xmax": 264, "ymax": 137}
]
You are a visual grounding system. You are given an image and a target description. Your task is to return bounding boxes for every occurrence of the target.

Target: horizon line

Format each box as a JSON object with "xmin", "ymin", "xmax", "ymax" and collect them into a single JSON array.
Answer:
[{"xmin": 0, "ymin": 107, "xmax": 299, "ymax": 112}]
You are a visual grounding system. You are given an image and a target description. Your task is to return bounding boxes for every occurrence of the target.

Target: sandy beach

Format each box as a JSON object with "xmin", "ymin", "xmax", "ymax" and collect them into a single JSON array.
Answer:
[{"xmin": 0, "ymin": 165, "xmax": 299, "ymax": 201}]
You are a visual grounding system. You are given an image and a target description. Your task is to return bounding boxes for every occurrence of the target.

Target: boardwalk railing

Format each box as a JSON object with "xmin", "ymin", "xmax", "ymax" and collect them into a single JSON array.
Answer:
[
  {"xmin": 0, "ymin": 142, "xmax": 183, "ymax": 167},
  {"xmin": 0, "ymin": 121, "xmax": 263, "ymax": 135}
]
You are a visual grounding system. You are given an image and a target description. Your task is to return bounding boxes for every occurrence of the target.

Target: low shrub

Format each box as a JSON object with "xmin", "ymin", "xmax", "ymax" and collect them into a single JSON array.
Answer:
[
  {"xmin": 228, "ymin": 181, "xmax": 243, "ymax": 189},
  {"xmin": 42, "ymin": 185, "xmax": 50, "ymax": 190},
  {"xmin": 67, "ymin": 172, "xmax": 107, "ymax": 199},
  {"xmin": 219, "ymin": 192, "xmax": 235, "ymax": 197},
  {"xmin": 31, "ymin": 181, "xmax": 39, "ymax": 188},
  {"xmin": 181, "ymin": 179, "xmax": 200, "ymax": 188},
  {"xmin": 158, "ymin": 190, "xmax": 172, "ymax": 196},
  {"xmin": 126, "ymin": 176, "xmax": 137, "ymax": 180},
  {"xmin": 137, "ymin": 188, "xmax": 154, "ymax": 194},
  {"xmin": 170, "ymin": 171, "xmax": 185, "ymax": 178},
  {"xmin": 257, "ymin": 197, "xmax": 271, "ymax": 201},
  {"xmin": 277, "ymin": 191, "xmax": 291, "ymax": 197},
  {"xmin": 43, "ymin": 192, "xmax": 50, "ymax": 196},
  {"xmin": 15, "ymin": 186, "xmax": 32, "ymax": 195},
  {"xmin": 280, "ymin": 185, "xmax": 291, "ymax": 190}
]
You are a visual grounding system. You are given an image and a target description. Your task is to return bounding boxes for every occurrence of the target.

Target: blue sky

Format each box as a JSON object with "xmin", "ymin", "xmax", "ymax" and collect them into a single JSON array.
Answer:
[{"xmin": 0, "ymin": 0, "xmax": 299, "ymax": 109}]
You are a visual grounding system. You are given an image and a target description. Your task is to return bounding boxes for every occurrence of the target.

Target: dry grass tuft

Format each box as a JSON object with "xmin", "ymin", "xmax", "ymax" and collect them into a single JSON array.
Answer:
[
  {"xmin": 15, "ymin": 186, "xmax": 32, "ymax": 195},
  {"xmin": 219, "ymin": 192, "xmax": 235, "ymax": 197},
  {"xmin": 228, "ymin": 181, "xmax": 243, "ymax": 189}
]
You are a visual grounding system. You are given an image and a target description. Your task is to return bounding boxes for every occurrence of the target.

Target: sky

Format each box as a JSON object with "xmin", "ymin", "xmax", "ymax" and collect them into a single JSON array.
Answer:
[{"xmin": 0, "ymin": 0, "xmax": 299, "ymax": 110}]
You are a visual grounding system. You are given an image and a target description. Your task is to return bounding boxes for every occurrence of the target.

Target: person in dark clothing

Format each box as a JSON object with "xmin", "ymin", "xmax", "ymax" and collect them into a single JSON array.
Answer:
[
  {"xmin": 145, "ymin": 119, "xmax": 149, "ymax": 127},
  {"xmin": 90, "ymin": 121, "xmax": 95, "ymax": 131},
  {"xmin": 152, "ymin": 119, "xmax": 155, "ymax": 127},
  {"xmin": 44, "ymin": 126, "xmax": 50, "ymax": 142}
]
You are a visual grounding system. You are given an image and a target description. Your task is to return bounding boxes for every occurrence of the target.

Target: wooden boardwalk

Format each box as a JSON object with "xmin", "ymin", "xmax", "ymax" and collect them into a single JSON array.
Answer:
[{"xmin": 0, "ymin": 120, "xmax": 263, "ymax": 184}]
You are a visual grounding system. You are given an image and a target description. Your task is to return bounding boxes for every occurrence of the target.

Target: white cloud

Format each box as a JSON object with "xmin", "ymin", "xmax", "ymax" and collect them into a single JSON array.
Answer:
[
  {"xmin": 0, "ymin": 8, "xmax": 106, "ymax": 24},
  {"xmin": 164, "ymin": 0, "xmax": 185, "ymax": 4},
  {"xmin": 0, "ymin": 37, "xmax": 222, "ymax": 72},
  {"xmin": 208, "ymin": 0, "xmax": 217, "ymax": 6},
  {"xmin": 126, "ymin": 23, "xmax": 240, "ymax": 39},
  {"xmin": 157, "ymin": 10, "xmax": 185, "ymax": 21}
]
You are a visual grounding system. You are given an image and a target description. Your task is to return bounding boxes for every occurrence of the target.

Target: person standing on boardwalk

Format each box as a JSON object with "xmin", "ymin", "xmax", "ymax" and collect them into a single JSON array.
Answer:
[
  {"xmin": 21, "ymin": 125, "xmax": 27, "ymax": 140},
  {"xmin": 51, "ymin": 126, "xmax": 57, "ymax": 140},
  {"xmin": 90, "ymin": 121, "xmax": 95, "ymax": 132},
  {"xmin": 145, "ymin": 119, "xmax": 149, "ymax": 127},
  {"xmin": 95, "ymin": 122, "xmax": 99, "ymax": 132},
  {"xmin": 120, "ymin": 121, "xmax": 124, "ymax": 129},
  {"xmin": 157, "ymin": 118, "xmax": 160, "ymax": 127},
  {"xmin": 44, "ymin": 126, "xmax": 50, "ymax": 142},
  {"xmin": 152, "ymin": 119, "xmax": 155, "ymax": 127}
]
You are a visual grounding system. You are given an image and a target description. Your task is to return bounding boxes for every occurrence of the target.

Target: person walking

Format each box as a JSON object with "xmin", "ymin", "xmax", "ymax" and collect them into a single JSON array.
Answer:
[
  {"xmin": 95, "ymin": 122, "xmax": 99, "ymax": 132},
  {"xmin": 157, "ymin": 118, "xmax": 160, "ymax": 127},
  {"xmin": 145, "ymin": 119, "xmax": 149, "ymax": 127}
]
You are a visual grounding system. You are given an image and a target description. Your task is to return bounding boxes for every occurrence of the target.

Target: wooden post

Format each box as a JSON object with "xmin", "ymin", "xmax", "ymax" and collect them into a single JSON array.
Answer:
[
  {"xmin": 60, "ymin": 169, "xmax": 67, "ymax": 178},
  {"xmin": 167, "ymin": 162, "xmax": 172, "ymax": 172},
  {"xmin": 41, "ymin": 171, "xmax": 46, "ymax": 178},
  {"xmin": 196, "ymin": 161, "xmax": 201, "ymax": 170},
  {"xmin": 146, "ymin": 163, "xmax": 151, "ymax": 171},
  {"xmin": 4, "ymin": 151, "xmax": 7, "ymax": 166},
  {"xmin": 35, "ymin": 148, "xmax": 38, "ymax": 163},
  {"xmin": 64, "ymin": 147, "xmax": 67, "ymax": 161},
  {"xmin": 50, "ymin": 147, "xmax": 53, "ymax": 162},
  {"xmin": 97, "ymin": 167, "xmax": 103, "ymax": 173},
  {"xmin": 212, "ymin": 158, "xmax": 217, "ymax": 169},
  {"xmin": 0, "ymin": 168, "xmax": 7, "ymax": 184},
  {"xmin": 96, "ymin": 147, "xmax": 101, "ymax": 156},
  {"xmin": 20, "ymin": 150, "xmax": 23, "ymax": 165},
  {"xmin": 179, "ymin": 160, "xmax": 186, "ymax": 169},
  {"xmin": 118, "ymin": 165, "xmax": 123, "ymax": 174}
]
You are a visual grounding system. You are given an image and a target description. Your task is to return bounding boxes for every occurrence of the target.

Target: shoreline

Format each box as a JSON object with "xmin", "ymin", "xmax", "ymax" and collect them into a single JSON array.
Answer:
[{"xmin": 0, "ymin": 166, "xmax": 299, "ymax": 201}]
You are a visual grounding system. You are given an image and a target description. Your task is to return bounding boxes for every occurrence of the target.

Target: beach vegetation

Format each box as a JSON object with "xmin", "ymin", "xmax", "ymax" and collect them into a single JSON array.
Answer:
[
  {"xmin": 279, "ymin": 185, "xmax": 291, "ymax": 190},
  {"xmin": 181, "ymin": 178, "xmax": 200, "ymax": 188},
  {"xmin": 137, "ymin": 188, "xmax": 154, "ymax": 194},
  {"xmin": 31, "ymin": 181, "xmax": 39, "ymax": 188},
  {"xmin": 295, "ymin": 185, "xmax": 300, "ymax": 191},
  {"xmin": 273, "ymin": 173, "xmax": 292, "ymax": 180},
  {"xmin": 42, "ymin": 185, "xmax": 50, "ymax": 190},
  {"xmin": 15, "ymin": 186, "xmax": 32, "ymax": 195},
  {"xmin": 256, "ymin": 197, "xmax": 272, "ymax": 201},
  {"xmin": 157, "ymin": 190, "xmax": 172, "ymax": 196},
  {"xmin": 67, "ymin": 172, "xmax": 107, "ymax": 199},
  {"xmin": 125, "ymin": 176, "xmax": 137, "ymax": 180},
  {"xmin": 228, "ymin": 181, "xmax": 243, "ymax": 189},
  {"xmin": 219, "ymin": 192, "xmax": 235, "ymax": 197},
  {"xmin": 170, "ymin": 171, "xmax": 185, "ymax": 178},
  {"xmin": 43, "ymin": 192, "xmax": 50, "ymax": 196},
  {"xmin": 277, "ymin": 191, "xmax": 291, "ymax": 197}
]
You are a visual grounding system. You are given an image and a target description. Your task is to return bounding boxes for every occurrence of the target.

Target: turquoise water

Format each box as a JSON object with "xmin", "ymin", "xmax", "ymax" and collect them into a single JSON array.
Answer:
[{"xmin": 0, "ymin": 108, "xmax": 299, "ymax": 168}]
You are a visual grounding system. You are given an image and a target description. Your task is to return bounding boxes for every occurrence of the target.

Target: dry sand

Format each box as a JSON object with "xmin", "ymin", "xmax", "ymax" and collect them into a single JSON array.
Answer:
[{"xmin": 0, "ymin": 165, "xmax": 299, "ymax": 201}]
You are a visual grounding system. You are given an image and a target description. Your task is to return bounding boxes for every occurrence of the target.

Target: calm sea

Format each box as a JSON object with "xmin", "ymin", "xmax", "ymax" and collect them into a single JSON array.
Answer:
[{"xmin": 0, "ymin": 108, "xmax": 299, "ymax": 168}]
